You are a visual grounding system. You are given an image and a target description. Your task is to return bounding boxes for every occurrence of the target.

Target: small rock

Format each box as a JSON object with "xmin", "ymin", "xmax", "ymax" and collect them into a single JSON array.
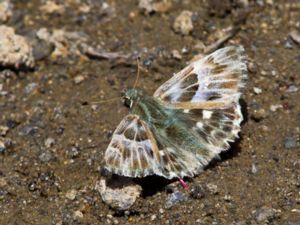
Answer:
[
  {"xmin": 0, "ymin": 126, "xmax": 9, "ymax": 136},
  {"xmin": 251, "ymin": 164, "xmax": 258, "ymax": 174},
  {"xmin": 44, "ymin": 137, "xmax": 55, "ymax": 148},
  {"xmin": 165, "ymin": 191, "xmax": 188, "ymax": 208},
  {"xmin": 66, "ymin": 189, "xmax": 77, "ymax": 200},
  {"xmin": 224, "ymin": 194, "xmax": 232, "ymax": 202},
  {"xmin": 150, "ymin": 214, "xmax": 157, "ymax": 221},
  {"xmin": 206, "ymin": 183, "xmax": 218, "ymax": 195},
  {"xmin": 0, "ymin": 0, "xmax": 13, "ymax": 22},
  {"xmin": 190, "ymin": 185, "xmax": 206, "ymax": 199},
  {"xmin": 39, "ymin": 1, "xmax": 65, "ymax": 15},
  {"xmin": 171, "ymin": 50, "xmax": 182, "ymax": 60},
  {"xmin": 73, "ymin": 210, "xmax": 83, "ymax": 219},
  {"xmin": 173, "ymin": 10, "xmax": 194, "ymax": 35},
  {"xmin": 255, "ymin": 206, "xmax": 279, "ymax": 223},
  {"xmin": 284, "ymin": 38, "xmax": 295, "ymax": 49},
  {"xmin": 286, "ymin": 85, "xmax": 298, "ymax": 93},
  {"xmin": 96, "ymin": 178, "xmax": 142, "ymax": 210},
  {"xmin": 39, "ymin": 151, "xmax": 53, "ymax": 163},
  {"xmin": 36, "ymin": 28, "xmax": 88, "ymax": 58},
  {"xmin": 0, "ymin": 26, "xmax": 35, "ymax": 69},
  {"xmin": 18, "ymin": 124, "xmax": 38, "ymax": 136},
  {"xmin": 28, "ymin": 181, "xmax": 37, "ymax": 192},
  {"xmin": 251, "ymin": 108, "xmax": 267, "ymax": 122},
  {"xmin": 24, "ymin": 83, "xmax": 38, "ymax": 94},
  {"xmin": 138, "ymin": 0, "xmax": 172, "ymax": 14},
  {"xmin": 68, "ymin": 146, "xmax": 80, "ymax": 158},
  {"xmin": 284, "ymin": 137, "xmax": 299, "ymax": 149},
  {"xmin": 270, "ymin": 104, "xmax": 282, "ymax": 112},
  {"xmin": 248, "ymin": 61, "xmax": 258, "ymax": 74},
  {"xmin": 32, "ymin": 39, "xmax": 54, "ymax": 61},
  {"xmin": 74, "ymin": 75, "xmax": 85, "ymax": 84},
  {"xmin": 253, "ymin": 87, "xmax": 262, "ymax": 94},
  {"xmin": 0, "ymin": 140, "xmax": 6, "ymax": 154},
  {"xmin": 290, "ymin": 30, "xmax": 300, "ymax": 45}
]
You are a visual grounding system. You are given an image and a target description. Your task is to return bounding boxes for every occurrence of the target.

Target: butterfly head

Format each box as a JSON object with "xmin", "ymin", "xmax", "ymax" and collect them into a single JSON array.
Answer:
[{"xmin": 121, "ymin": 88, "xmax": 141, "ymax": 108}]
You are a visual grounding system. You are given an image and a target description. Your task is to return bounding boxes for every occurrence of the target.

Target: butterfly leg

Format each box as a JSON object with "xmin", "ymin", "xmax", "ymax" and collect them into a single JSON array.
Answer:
[{"xmin": 178, "ymin": 178, "xmax": 189, "ymax": 190}]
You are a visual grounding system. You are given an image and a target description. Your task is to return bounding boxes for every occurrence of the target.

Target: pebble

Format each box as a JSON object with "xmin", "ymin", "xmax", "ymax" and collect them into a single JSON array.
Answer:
[
  {"xmin": 44, "ymin": 137, "xmax": 55, "ymax": 148},
  {"xmin": 73, "ymin": 210, "xmax": 83, "ymax": 219},
  {"xmin": 74, "ymin": 75, "xmax": 85, "ymax": 84},
  {"xmin": 28, "ymin": 181, "xmax": 37, "ymax": 192},
  {"xmin": 251, "ymin": 108, "xmax": 267, "ymax": 122},
  {"xmin": 206, "ymin": 183, "xmax": 218, "ymax": 195},
  {"xmin": 290, "ymin": 30, "xmax": 300, "ymax": 45},
  {"xmin": 0, "ymin": 125, "xmax": 9, "ymax": 136},
  {"xmin": 251, "ymin": 163, "xmax": 258, "ymax": 174},
  {"xmin": 0, "ymin": 140, "xmax": 6, "ymax": 154},
  {"xmin": 0, "ymin": 26, "xmax": 35, "ymax": 69},
  {"xmin": 96, "ymin": 178, "xmax": 142, "ymax": 210},
  {"xmin": 171, "ymin": 50, "xmax": 182, "ymax": 60},
  {"xmin": 248, "ymin": 61, "xmax": 258, "ymax": 74},
  {"xmin": 254, "ymin": 206, "xmax": 279, "ymax": 223},
  {"xmin": 270, "ymin": 104, "xmax": 282, "ymax": 112},
  {"xmin": 24, "ymin": 83, "xmax": 38, "ymax": 94},
  {"xmin": 253, "ymin": 87, "xmax": 262, "ymax": 94},
  {"xmin": 66, "ymin": 189, "xmax": 77, "ymax": 200},
  {"xmin": 165, "ymin": 191, "xmax": 188, "ymax": 208},
  {"xmin": 150, "ymin": 214, "xmax": 157, "ymax": 221},
  {"xmin": 39, "ymin": 151, "xmax": 53, "ymax": 163},
  {"xmin": 0, "ymin": 0, "xmax": 13, "ymax": 22},
  {"xmin": 173, "ymin": 10, "xmax": 194, "ymax": 35},
  {"xmin": 68, "ymin": 146, "xmax": 80, "ymax": 158},
  {"xmin": 18, "ymin": 124, "xmax": 38, "ymax": 136},
  {"xmin": 190, "ymin": 185, "xmax": 206, "ymax": 199},
  {"xmin": 286, "ymin": 85, "xmax": 298, "ymax": 93},
  {"xmin": 138, "ymin": 0, "xmax": 172, "ymax": 14},
  {"xmin": 284, "ymin": 39, "xmax": 295, "ymax": 49},
  {"xmin": 39, "ymin": 1, "xmax": 65, "ymax": 15},
  {"xmin": 283, "ymin": 137, "xmax": 299, "ymax": 149}
]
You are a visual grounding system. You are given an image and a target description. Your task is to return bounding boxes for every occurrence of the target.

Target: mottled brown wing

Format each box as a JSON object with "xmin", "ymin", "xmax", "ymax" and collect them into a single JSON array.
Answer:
[{"xmin": 154, "ymin": 46, "xmax": 247, "ymax": 109}]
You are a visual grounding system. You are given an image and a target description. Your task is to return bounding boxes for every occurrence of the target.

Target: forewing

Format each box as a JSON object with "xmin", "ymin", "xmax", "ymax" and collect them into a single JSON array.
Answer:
[
  {"xmin": 105, "ymin": 114, "xmax": 162, "ymax": 178},
  {"xmin": 154, "ymin": 46, "xmax": 247, "ymax": 109}
]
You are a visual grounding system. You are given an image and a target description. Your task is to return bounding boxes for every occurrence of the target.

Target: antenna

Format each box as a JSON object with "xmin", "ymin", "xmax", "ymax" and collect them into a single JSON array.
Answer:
[
  {"xmin": 133, "ymin": 57, "xmax": 141, "ymax": 88},
  {"xmin": 89, "ymin": 97, "xmax": 120, "ymax": 104}
]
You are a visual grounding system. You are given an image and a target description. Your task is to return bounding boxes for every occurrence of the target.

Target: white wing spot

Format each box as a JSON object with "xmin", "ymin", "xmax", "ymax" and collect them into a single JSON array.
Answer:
[
  {"xmin": 196, "ymin": 122, "xmax": 203, "ymax": 128},
  {"xmin": 159, "ymin": 150, "xmax": 165, "ymax": 156},
  {"xmin": 184, "ymin": 109, "xmax": 189, "ymax": 113},
  {"xmin": 203, "ymin": 110, "xmax": 213, "ymax": 119}
]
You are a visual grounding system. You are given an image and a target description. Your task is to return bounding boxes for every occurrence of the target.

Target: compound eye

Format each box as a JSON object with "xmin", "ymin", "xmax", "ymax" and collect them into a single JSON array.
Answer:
[{"xmin": 123, "ymin": 97, "xmax": 132, "ymax": 108}]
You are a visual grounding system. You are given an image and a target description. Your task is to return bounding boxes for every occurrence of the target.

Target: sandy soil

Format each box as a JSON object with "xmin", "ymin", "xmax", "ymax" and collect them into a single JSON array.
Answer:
[{"xmin": 0, "ymin": 0, "xmax": 299, "ymax": 224}]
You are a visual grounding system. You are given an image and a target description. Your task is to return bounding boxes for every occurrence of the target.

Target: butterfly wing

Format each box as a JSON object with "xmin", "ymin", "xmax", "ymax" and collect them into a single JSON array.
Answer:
[
  {"xmin": 105, "ymin": 114, "xmax": 163, "ymax": 177},
  {"xmin": 147, "ymin": 46, "xmax": 247, "ymax": 178},
  {"xmin": 154, "ymin": 46, "xmax": 247, "ymax": 109},
  {"xmin": 104, "ymin": 114, "xmax": 210, "ymax": 179}
]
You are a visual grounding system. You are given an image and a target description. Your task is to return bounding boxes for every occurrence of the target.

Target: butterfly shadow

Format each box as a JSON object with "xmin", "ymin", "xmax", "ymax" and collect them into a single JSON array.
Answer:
[{"xmin": 134, "ymin": 175, "xmax": 173, "ymax": 197}]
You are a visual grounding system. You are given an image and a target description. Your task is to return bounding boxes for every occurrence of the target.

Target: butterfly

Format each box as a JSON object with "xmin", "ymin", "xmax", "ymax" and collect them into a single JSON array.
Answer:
[{"xmin": 104, "ymin": 46, "xmax": 247, "ymax": 185}]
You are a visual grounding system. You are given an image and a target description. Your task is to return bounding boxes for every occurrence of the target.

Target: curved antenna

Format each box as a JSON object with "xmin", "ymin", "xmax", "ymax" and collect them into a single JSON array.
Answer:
[{"xmin": 133, "ymin": 57, "xmax": 141, "ymax": 88}]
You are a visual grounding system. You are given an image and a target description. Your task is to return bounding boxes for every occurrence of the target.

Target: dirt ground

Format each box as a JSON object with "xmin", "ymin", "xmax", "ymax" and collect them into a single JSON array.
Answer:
[{"xmin": 0, "ymin": 0, "xmax": 299, "ymax": 224}]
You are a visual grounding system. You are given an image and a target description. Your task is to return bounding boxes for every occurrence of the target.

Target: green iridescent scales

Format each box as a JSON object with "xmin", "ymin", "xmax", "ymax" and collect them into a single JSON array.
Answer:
[{"xmin": 104, "ymin": 46, "xmax": 247, "ymax": 179}]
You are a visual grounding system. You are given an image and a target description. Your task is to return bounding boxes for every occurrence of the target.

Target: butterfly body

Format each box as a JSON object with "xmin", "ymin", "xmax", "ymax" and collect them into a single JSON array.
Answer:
[{"xmin": 104, "ymin": 46, "xmax": 247, "ymax": 180}]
